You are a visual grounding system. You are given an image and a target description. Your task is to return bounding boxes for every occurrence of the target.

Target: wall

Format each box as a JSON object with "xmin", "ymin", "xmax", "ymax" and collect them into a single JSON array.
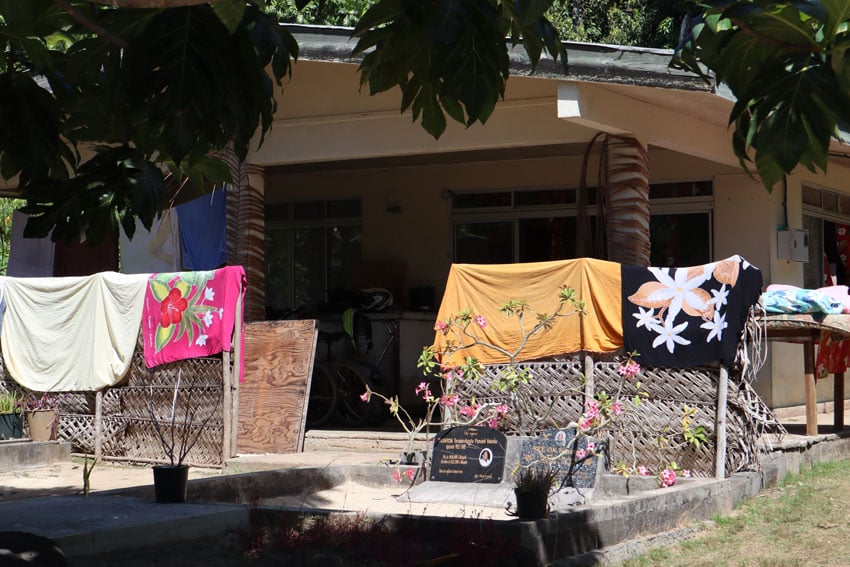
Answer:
[{"xmin": 266, "ymin": 149, "xmax": 738, "ymax": 305}]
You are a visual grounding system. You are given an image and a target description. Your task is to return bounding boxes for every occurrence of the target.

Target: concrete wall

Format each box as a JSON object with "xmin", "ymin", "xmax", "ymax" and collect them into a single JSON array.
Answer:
[{"xmin": 265, "ymin": 149, "xmax": 739, "ymax": 301}]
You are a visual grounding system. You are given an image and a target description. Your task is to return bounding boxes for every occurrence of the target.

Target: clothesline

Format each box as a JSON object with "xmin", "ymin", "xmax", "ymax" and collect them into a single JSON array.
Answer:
[{"xmin": 0, "ymin": 266, "xmax": 245, "ymax": 393}]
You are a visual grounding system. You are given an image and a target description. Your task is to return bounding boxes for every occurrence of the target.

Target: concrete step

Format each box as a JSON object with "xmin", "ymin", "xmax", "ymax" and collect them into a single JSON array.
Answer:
[
  {"xmin": 0, "ymin": 439, "xmax": 71, "ymax": 473},
  {"xmin": 303, "ymin": 429, "xmax": 432, "ymax": 454}
]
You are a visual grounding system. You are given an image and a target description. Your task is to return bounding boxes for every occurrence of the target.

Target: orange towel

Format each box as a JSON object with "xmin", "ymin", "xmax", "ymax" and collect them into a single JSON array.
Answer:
[{"xmin": 434, "ymin": 258, "xmax": 623, "ymax": 366}]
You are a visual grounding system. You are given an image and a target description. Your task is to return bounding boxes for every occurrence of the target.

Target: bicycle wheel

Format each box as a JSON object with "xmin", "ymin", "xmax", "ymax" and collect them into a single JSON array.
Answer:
[
  {"xmin": 332, "ymin": 360, "xmax": 387, "ymax": 427},
  {"xmin": 306, "ymin": 361, "xmax": 339, "ymax": 428}
]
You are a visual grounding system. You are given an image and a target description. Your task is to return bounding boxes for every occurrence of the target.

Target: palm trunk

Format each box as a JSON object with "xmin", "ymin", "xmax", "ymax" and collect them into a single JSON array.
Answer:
[
  {"xmin": 219, "ymin": 147, "xmax": 266, "ymax": 321},
  {"xmin": 603, "ymin": 135, "xmax": 651, "ymax": 267}
]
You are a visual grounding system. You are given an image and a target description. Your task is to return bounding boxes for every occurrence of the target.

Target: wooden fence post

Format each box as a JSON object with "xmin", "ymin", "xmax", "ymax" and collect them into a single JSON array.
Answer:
[
  {"xmin": 715, "ymin": 365, "xmax": 728, "ymax": 479},
  {"xmin": 94, "ymin": 390, "xmax": 103, "ymax": 461}
]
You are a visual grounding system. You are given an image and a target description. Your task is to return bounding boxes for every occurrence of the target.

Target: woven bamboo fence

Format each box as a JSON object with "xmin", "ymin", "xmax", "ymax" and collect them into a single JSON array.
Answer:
[
  {"xmin": 0, "ymin": 345, "xmax": 234, "ymax": 468},
  {"xmin": 454, "ymin": 354, "xmax": 781, "ymax": 478}
]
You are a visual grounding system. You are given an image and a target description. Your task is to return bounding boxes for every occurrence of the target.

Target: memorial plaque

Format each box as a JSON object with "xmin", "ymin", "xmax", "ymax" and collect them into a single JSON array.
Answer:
[
  {"xmin": 519, "ymin": 428, "xmax": 603, "ymax": 489},
  {"xmin": 430, "ymin": 426, "xmax": 507, "ymax": 483}
]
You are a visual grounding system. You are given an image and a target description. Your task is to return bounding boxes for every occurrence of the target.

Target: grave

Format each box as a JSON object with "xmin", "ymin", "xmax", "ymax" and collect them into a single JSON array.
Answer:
[{"xmin": 403, "ymin": 426, "xmax": 605, "ymax": 511}]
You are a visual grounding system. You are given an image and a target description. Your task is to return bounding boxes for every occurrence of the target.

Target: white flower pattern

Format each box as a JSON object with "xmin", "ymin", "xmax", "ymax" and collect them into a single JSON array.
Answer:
[
  {"xmin": 700, "ymin": 310, "xmax": 727, "ymax": 343},
  {"xmin": 630, "ymin": 255, "xmax": 751, "ymax": 357},
  {"xmin": 652, "ymin": 319, "xmax": 691, "ymax": 353}
]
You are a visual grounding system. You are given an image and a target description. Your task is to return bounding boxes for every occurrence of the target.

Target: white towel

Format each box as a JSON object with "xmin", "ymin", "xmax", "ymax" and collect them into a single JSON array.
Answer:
[{"xmin": 1, "ymin": 272, "xmax": 148, "ymax": 391}]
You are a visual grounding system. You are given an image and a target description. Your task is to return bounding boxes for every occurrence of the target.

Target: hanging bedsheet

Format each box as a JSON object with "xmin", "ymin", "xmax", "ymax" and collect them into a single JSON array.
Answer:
[
  {"xmin": 434, "ymin": 255, "xmax": 762, "ymax": 369},
  {"xmin": 435, "ymin": 258, "xmax": 623, "ymax": 366},
  {"xmin": 1, "ymin": 272, "xmax": 148, "ymax": 391},
  {"xmin": 142, "ymin": 265, "xmax": 246, "ymax": 380}
]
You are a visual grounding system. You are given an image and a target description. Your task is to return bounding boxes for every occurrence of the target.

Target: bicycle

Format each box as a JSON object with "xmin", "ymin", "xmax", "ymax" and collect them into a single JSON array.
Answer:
[{"xmin": 306, "ymin": 329, "xmax": 391, "ymax": 428}]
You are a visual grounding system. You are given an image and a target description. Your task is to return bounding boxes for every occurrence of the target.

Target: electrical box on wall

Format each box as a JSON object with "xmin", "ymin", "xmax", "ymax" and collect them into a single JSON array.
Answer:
[{"xmin": 777, "ymin": 229, "xmax": 810, "ymax": 262}]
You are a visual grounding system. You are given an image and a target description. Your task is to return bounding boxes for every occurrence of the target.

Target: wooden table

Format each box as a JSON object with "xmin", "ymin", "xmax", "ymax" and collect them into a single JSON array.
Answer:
[{"xmin": 765, "ymin": 314, "xmax": 849, "ymax": 435}]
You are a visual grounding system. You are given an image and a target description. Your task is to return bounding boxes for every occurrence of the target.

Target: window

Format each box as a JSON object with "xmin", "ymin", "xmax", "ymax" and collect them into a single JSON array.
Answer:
[
  {"xmin": 265, "ymin": 199, "xmax": 362, "ymax": 317},
  {"xmin": 452, "ymin": 182, "xmax": 712, "ymax": 265},
  {"xmin": 802, "ymin": 186, "xmax": 850, "ymax": 288}
]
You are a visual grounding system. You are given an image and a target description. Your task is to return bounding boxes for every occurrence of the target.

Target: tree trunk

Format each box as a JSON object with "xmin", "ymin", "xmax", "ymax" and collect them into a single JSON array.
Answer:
[
  {"xmin": 219, "ymin": 148, "xmax": 266, "ymax": 322},
  {"xmin": 603, "ymin": 135, "xmax": 651, "ymax": 267}
]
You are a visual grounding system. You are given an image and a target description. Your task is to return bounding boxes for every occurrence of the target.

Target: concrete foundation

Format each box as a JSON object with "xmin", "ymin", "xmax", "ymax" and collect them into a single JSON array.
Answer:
[{"xmin": 0, "ymin": 439, "xmax": 71, "ymax": 473}]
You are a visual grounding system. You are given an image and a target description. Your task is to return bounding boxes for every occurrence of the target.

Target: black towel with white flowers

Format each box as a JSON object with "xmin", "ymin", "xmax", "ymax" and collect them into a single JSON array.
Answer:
[{"xmin": 621, "ymin": 256, "xmax": 763, "ymax": 368}]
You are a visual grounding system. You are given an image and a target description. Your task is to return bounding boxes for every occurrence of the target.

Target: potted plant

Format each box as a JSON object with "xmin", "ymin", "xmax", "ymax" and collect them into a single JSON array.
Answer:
[
  {"xmin": 147, "ymin": 370, "xmax": 219, "ymax": 503},
  {"xmin": 0, "ymin": 390, "xmax": 23, "ymax": 440},
  {"xmin": 22, "ymin": 392, "xmax": 64, "ymax": 442},
  {"xmin": 510, "ymin": 465, "xmax": 558, "ymax": 520}
]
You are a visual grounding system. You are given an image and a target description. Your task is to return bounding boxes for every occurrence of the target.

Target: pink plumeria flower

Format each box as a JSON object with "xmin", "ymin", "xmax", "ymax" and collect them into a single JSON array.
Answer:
[
  {"xmin": 475, "ymin": 315, "xmax": 487, "ymax": 328},
  {"xmin": 660, "ymin": 468, "xmax": 677, "ymax": 487},
  {"xmin": 578, "ymin": 417, "xmax": 592, "ymax": 431},
  {"xmin": 434, "ymin": 320, "xmax": 448, "ymax": 332},
  {"xmin": 405, "ymin": 468, "xmax": 416, "ymax": 481},
  {"xmin": 682, "ymin": 469, "xmax": 691, "ymax": 478},
  {"xmin": 360, "ymin": 391, "xmax": 370, "ymax": 402},
  {"xmin": 392, "ymin": 470, "xmax": 402, "ymax": 483},
  {"xmin": 611, "ymin": 401, "xmax": 623, "ymax": 416},
  {"xmin": 575, "ymin": 449, "xmax": 586, "ymax": 460},
  {"xmin": 487, "ymin": 418, "xmax": 499, "ymax": 429},
  {"xmin": 637, "ymin": 466, "xmax": 650, "ymax": 476},
  {"xmin": 496, "ymin": 404, "xmax": 510, "ymax": 415},
  {"xmin": 586, "ymin": 442, "xmax": 596, "ymax": 453}
]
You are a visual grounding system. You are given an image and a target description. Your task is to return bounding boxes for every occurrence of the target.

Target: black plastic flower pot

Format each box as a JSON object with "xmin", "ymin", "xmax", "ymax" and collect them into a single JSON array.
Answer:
[
  {"xmin": 152, "ymin": 464, "xmax": 189, "ymax": 503},
  {"xmin": 514, "ymin": 487, "xmax": 549, "ymax": 520}
]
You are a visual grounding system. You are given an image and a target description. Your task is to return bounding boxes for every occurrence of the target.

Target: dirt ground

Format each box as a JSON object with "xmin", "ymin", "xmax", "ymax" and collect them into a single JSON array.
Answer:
[{"xmin": 0, "ymin": 459, "xmax": 222, "ymax": 502}]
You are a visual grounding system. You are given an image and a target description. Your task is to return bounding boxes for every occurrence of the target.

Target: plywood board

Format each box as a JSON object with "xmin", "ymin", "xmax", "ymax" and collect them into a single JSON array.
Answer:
[{"xmin": 237, "ymin": 319, "xmax": 318, "ymax": 454}]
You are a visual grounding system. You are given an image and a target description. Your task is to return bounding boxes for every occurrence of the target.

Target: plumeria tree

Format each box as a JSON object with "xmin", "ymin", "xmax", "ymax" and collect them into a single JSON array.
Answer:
[{"xmin": 421, "ymin": 286, "xmax": 586, "ymax": 435}]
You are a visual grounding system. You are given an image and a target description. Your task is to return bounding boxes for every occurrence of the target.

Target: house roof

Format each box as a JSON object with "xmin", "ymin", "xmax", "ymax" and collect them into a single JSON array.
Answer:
[{"xmin": 284, "ymin": 24, "xmax": 715, "ymax": 94}]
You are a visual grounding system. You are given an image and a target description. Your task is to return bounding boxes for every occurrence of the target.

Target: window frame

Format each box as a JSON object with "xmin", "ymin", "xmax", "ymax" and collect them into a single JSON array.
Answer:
[
  {"xmin": 450, "ymin": 181, "xmax": 714, "ymax": 264},
  {"xmin": 265, "ymin": 199, "xmax": 362, "ymax": 313}
]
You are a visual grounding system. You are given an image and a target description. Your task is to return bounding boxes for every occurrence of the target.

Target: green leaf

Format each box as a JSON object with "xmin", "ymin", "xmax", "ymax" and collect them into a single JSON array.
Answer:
[
  {"xmin": 820, "ymin": 0, "xmax": 850, "ymax": 40},
  {"xmin": 149, "ymin": 279, "xmax": 171, "ymax": 303},
  {"xmin": 211, "ymin": 0, "xmax": 247, "ymax": 34},
  {"xmin": 155, "ymin": 324, "xmax": 175, "ymax": 352},
  {"xmin": 352, "ymin": 0, "xmax": 402, "ymax": 36}
]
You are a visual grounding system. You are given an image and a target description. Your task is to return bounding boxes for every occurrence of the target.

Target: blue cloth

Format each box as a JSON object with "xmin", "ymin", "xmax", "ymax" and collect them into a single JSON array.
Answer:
[
  {"xmin": 761, "ymin": 289, "xmax": 844, "ymax": 314},
  {"xmin": 175, "ymin": 188, "xmax": 227, "ymax": 270}
]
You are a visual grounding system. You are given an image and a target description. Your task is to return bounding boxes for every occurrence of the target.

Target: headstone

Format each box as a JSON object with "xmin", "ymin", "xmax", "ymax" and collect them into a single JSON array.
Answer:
[
  {"xmin": 519, "ymin": 428, "xmax": 603, "ymax": 489},
  {"xmin": 429, "ymin": 426, "xmax": 507, "ymax": 483}
]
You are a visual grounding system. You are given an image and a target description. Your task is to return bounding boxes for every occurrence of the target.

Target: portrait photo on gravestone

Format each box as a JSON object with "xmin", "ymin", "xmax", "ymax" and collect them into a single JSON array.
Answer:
[
  {"xmin": 430, "ymin": 426, "xmax": 507, "ymax": 483},
  {"xmin": 521, "ymin": 428, "xmax": 603, "ymax": 490}
]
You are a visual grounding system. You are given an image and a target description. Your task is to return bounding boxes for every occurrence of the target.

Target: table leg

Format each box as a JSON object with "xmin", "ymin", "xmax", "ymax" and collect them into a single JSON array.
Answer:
[
  {"xmin": 804, "ymin": 340, "xmax": 818, "ymax": 436},
  {"xmin": 835, "ymin": 371, "xmax": 845, "ymax": 430}
]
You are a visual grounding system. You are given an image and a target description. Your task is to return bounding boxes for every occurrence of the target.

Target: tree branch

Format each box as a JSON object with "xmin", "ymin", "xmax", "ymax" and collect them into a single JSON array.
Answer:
[{"xmin": 55, "ymin": 0, "xmax": 129, "ymax": 48}]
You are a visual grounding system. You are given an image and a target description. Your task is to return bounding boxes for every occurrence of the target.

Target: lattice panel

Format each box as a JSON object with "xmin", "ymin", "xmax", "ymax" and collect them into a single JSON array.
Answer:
[
  {"xmin": 59, "ymin": 414, "xmax": 127, "ymax": 455},
  {"xmin": 0, "ymin": 347, "xmax": 228, "ymax": 467},
  {"xmin": 61, "ymin": 392, "xmax": 97, "ymax": 414},
  {"xmin": 126, "ymin": 355, "xmax": 223, "ymax": 387},
  {"xmin": 121, "ymin": 419, "xmax": 224, "ymax": 467},
  {"xmin": 445, "ymin": 355, "xmax": 777, "ymax": 477},
  {"xmin": 116, "ymin": 386, "xmax": 223, "ymax": 424}
]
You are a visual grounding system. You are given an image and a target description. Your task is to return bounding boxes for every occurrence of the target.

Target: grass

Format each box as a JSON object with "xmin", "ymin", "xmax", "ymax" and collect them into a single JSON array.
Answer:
[{"xmin": 618, "ymin": 459, "xmax": 850, "ymax": 566}]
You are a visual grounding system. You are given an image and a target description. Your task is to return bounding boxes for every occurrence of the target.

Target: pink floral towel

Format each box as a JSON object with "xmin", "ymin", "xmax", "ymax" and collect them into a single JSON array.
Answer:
[{"xmin": 142, "ymin": 266, "xmax": 246, "ymax": 380}]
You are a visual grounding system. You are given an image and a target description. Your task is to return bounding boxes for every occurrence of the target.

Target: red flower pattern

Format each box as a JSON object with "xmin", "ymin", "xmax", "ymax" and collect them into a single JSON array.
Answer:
[{"xmin": 160, "ymin": 288, "xmax": 188, "ymax": 327}]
